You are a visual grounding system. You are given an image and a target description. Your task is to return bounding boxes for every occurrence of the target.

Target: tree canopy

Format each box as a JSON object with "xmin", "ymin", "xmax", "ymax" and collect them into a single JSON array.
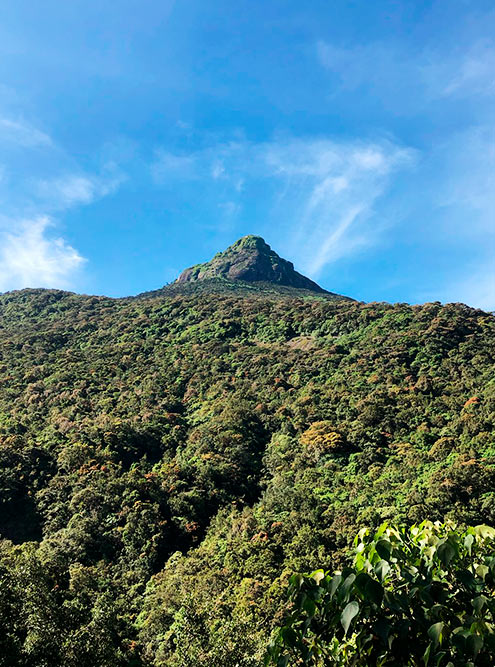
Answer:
[{"xmin": 0, "ymin": 286, "xmax": 493, "ymax": 664}]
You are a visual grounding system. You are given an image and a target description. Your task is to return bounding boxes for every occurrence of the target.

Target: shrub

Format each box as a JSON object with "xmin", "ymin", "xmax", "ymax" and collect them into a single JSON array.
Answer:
[{"xmin": 267, "ymin": 521, "xmax": 495, "ymax": 666}]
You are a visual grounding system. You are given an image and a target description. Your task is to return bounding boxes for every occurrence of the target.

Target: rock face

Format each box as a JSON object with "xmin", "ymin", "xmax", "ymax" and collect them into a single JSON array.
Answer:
[{"xmin": 176, "ymin": 235, "xmax": 326, "ymax": 293}]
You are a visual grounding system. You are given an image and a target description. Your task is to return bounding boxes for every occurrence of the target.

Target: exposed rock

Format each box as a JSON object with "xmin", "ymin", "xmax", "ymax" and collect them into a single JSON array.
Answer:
[{"xmin": 176, "ymin": 235, "xmax": 326, "ymax": 293}]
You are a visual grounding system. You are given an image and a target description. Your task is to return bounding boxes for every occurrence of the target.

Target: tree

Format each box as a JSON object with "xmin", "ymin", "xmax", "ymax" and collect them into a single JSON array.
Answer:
[{"xmin": 267, "ymin": 521, "xmax": 495, "ymax": 666}]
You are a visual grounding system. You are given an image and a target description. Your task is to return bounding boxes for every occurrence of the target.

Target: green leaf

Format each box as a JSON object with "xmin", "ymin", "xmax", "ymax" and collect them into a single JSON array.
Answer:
[
  {"xmin": 375, "ymin": 539, "xmax": 392, "ymax": 560},
  {"xmin": 466, "ymin": 633, "xmax": 483, "ymax": 657},
  {"xmin": 428, "ymin": 622, "xmax": 444, "ymax": 648},
  {"xmin": 456, "ymin": 568, "xmax": 475, "ymax": 589},
  {"xmin": 329, "ymin": 574, "xmax": 342, "ymax": 599},
  {"xmin": 289, "ymin": 573, "xmax": 303, "ymax": 589},
  {"xmin": 474, "ymin": 525, "xmax": 495, "ymax": 539},
  {"xmin": 355, "ymin": 573, "xmax": 383, "ymax": 605},
  {"xmin": 437, "ymin": 541, "xmax": 456, "ymax": 567},
  {"xmin": 464, "ymin": 533, "xmax": 474, "ymax": 553},
  {"xmin": 302, "ymin": 597, "xmax": 316, "ymax": 617},
  {"xmin": 366, "ymin": 577, "xmax": 384, "ymax": 605},
  {"xmin": 341, "ymin": 601, "xmax": 359, "ymax": 635},
  {"xmin": 340, "ymin": 573, "xmax": 356, "ymax": 599},
  {"xmin": 355, "ymin": 572, "xmax": 371, "ymax": 593},
  {"xmin": 475, "ymin": 564, "xmax": 489, "ymax": 580},
  {"xmin": 374, "ymin": 559, "xmax": 390, "ymax": 582},
  {"xmin": 472, "ymin": 595, "xmax": 486, "ymax": 614},
  {"xmin": 374, "ymin": 617, "xmax": 391, "ymax": 644},
  {"xmin": 280, "ymin": 627, "xmax": 298, "ymax": 648}
]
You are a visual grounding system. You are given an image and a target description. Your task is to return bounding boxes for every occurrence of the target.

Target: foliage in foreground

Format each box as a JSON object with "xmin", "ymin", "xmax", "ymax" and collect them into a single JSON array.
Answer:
[{"xmin": 268, "ymin": 522, "xmax": 495, "ymax": 666}]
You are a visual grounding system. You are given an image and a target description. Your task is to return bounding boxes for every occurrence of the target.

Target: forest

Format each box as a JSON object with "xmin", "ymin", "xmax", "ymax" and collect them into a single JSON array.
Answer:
[{"xmin": 0, "ymin": 281, "xmax": 494, "ymax": 665}]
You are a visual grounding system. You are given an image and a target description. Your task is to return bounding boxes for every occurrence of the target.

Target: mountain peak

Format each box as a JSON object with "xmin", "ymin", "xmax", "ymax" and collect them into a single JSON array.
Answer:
[{"xmin": 176, "ymin": 235, "xmax": 326, "ymax": 293}]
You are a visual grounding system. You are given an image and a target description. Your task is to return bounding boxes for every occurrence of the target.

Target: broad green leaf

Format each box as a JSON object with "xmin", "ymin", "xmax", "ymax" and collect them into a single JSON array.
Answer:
[
  {"xmin": 302, "ymin": 597, "xmax": 316, "ymax": 616},
  {"xmin": 375, "ymin": 539, "xmax": 392, "ymax": 560},
  {"xmin": 329, "ymin": 574, "xmax": 342, "ymax": 599},
  {"xmin": 472, "ymin": 595, "xmax": 486, "ymax": 614},
  {"xmin": 456, "ymin": 568, "xmax": 475, "ymax": 589},
  {"xmin": 466, "ymin": 633, "xmax": 483, "ymax": 657},
  {"xmin": 464, "ymin": 534, "xmax": 474, "ymax": 553},
  {"xmin": 340, "ymin": 573, "xmax": 356, "ymax": 599},
  {"xmin": 340, "ymin": 601, "xmax": 359, "ymax": 635},
  {"xmin": 437, "ymin": 541, "xmax": 456, "ymax": 567},
  {"xmin": 289, "ymin": 573, "xmax": 303, "ymax": 588},
  {"xmin": 474, "ymin": 525, "xmax": 495, "ymax": 540},
  {"xmin": 374, "ymin": 617, "xmax": 391, "ymax": 644},
  {"xmin": 428, "ymin": 621, "xmax": 444, "ymax": 648},
  {"xmin": 281, "ymin": 627, "xmax": 298, "ymax": 648},
  {"xmin": 375, "ymin": 559, "xmax": 390, "ymax": 582},
  {"xmin": 353, "ymin": 571, "xmax": 383, "ymax": 605},
  {"xmin": 475, "ymin": 564, "xmax": 489, "ymax": 580},
  {"xmin": 365, "ymin": 577, "xmax": 384, "ymax": 605}
]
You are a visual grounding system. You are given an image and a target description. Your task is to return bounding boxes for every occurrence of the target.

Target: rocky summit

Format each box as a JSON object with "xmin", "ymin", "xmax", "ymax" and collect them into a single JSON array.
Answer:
[{"xmin": 175, "ymin": 235, "xmax": 327, "ymax": 293}]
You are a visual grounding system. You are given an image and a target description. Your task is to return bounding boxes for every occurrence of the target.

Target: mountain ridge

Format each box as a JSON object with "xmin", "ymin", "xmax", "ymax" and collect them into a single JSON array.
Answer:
[{"xmin": 175, "ymin": 235, "xmax": 333, "ymax": 294}]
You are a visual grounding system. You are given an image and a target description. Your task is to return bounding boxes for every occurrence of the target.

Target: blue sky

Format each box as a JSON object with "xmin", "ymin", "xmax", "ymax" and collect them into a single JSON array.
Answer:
[{"xmin": 0, "ymin": 0, "xmax": 494, "ymax": 307}]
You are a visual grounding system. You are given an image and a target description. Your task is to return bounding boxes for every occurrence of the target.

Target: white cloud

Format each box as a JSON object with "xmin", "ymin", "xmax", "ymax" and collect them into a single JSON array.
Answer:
[
  {"xmin": 151, "ymin": 136, "xmax": 416, "ymax": 276},
  {"xmin": 0, "ymin": 217, "xmax": 85, "ymax": 292},
  {"xmin": 258, "ymin": 139, "xmax": 415, "ymax": 275},
  {"xmin": 211, "ymin": 162, "xmax": 225, "ymax": 179},
  {"xmin": 0, "ymin": 117, "xmax": 52, "ymax": 147},
  {"xmin": 38, "ymin": 175, "xmax": 96, "ymax": 207},
  {"xmin": 0, "ymin": 110, "xmax": 126, "ymax": 290},
  {"xmin": 35, "ymin": 167, "xmax": 124, "ymax": 211},
  {"xmin": 432, "ymin": 42, "xmax": 495, "ymax": 97}
]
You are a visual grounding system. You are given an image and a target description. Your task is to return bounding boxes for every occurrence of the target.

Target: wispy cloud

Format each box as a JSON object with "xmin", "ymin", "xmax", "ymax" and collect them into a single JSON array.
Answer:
[
  {"xmin": 314, "ymin": 30, "xmax": 495, "ymax": 306},
  {"xmin": 257, "ymin": 139, "xmax": 415, "ymax": 275},
  {"xmin": 0, "ymin": 117, "xmax": 53, "ymax": 147},
  {"xmin": 316, "ymin": 37, "xmax": 495, "ymax": 107},
  {"xmin": 37, "ymin": 175, "xmax": 96, "ymax": 207},
  {"xmin": 151, "ymin": 136, "xmax": 416, "ymax": 276},
  {"xmin": 0, "ymin": 217, "xmax": 85, "ymax": 291},
  {"xmin": 428, "ymin": 41, "xmax": 495, "ymax": 98},
  {"xmin": 35, "ymin": 166, "xmax": 125, "ymax": 211},
  {"xmin": 0, "ymin": 112, "xmax": 125, "ymax": 291}
]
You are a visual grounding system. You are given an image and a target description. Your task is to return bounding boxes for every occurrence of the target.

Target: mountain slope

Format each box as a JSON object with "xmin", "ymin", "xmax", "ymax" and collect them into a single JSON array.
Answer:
[
  {"xmin": 175, "ymin": 235, "xmax": 332, "ymax": 294},
  {"xmin": 0, "ymin": 282, "xmax": 494, "ymax": 665}
]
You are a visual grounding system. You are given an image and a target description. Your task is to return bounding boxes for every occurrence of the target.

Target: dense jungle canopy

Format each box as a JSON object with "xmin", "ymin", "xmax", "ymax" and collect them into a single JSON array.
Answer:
[{"xmin": 0, "ymin": 266, "xmax": 494, "ymax": 665}]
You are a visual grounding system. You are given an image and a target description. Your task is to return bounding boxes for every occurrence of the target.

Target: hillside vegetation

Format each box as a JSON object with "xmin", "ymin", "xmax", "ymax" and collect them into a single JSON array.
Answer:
[{"xmin": 0, "ymin": 283, "xmax": 494, "ymax": 665}]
